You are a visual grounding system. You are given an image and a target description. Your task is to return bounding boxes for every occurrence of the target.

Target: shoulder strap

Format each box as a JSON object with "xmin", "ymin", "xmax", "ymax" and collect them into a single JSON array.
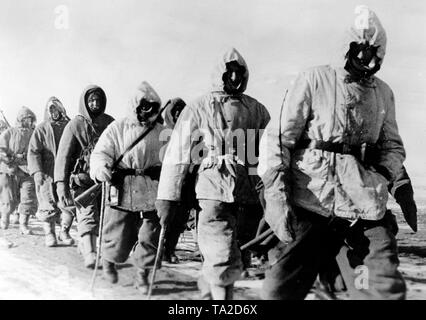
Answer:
[{"xmin": 111, "ymin": 103, "xmax": 169, "ymax": 170}]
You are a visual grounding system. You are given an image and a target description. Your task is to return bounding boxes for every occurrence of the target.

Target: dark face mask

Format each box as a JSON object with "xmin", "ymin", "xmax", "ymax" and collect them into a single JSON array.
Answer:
[
  {"xmin": 171, "ymin": 103, "xmax": 185, "ymax": 124},
  {"xmin": 345, "ymin": 42, "xmax": 381, "ymax": 83},
  {"xmin": 222, "ymin": 61, "xmax": 246, "ymax": 95},
  {"xmin": 136, "ymin": 99, "xmax": 160, "ymax": 124}
]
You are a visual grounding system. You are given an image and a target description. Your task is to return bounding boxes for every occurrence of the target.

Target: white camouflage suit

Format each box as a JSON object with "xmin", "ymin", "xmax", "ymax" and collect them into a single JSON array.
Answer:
[{"xmin": 157, "ymin": 48, "xmax": 270, "ymax": 292}]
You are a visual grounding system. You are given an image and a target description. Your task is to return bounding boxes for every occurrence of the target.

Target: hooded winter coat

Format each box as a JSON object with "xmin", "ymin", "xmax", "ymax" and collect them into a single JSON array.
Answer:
[
  {"xmin": 0, "ymin": 107, "xmax": 37, "ymax": 175},
  {"xmin": 90, "ymin": 81, "xmax": 165, "ymax": 212},
  {"xmin": 157, "ymin": 48, "xmax": 270, "ymax": 204},
  {"xmin": 28, "ymin": 97, "xmax": 69, "ymax": 178},
  {"xmin": 54, "ymin": 85, "xmax": 114, "ymax": 187},
  {"xmin": 258, "ymin": 9, "xmax": 405, "ymax": 242},
  {"xmin": 163, "ymin": 98, "xmax": 186, "ymax": 130}
]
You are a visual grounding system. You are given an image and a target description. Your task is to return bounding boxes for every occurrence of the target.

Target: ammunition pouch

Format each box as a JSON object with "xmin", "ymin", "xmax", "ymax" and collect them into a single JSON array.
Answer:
[
  {"xmin": 70, "ymin": 172, "xmax": 94, "ymax": 190},
  {"xmin": 112, "ymin": 166, "xmax": 162, "ymax": 184},
  {"xmin": 70, "ymin": 141, "xmax": 96, "ymax": 189}
]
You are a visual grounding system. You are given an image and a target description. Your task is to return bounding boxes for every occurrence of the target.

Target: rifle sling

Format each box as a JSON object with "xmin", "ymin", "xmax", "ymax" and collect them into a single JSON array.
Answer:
[{"xmin": 111, "ymin": 103, "xmax": 169, "ymax": 171}]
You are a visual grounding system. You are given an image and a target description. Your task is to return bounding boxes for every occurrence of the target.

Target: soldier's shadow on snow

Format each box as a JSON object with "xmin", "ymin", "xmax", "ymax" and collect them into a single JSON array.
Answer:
[
  {"xmin": 398, "ymin": 245, "xmax": 426, "ymax": 258},
  {"xmin": 404, "ymin": 276, "xmax": 426, "ymax": 284},
  {"xmin": 116, "ymin": 263, "xmax": 134, "ymax": 270},
  {"xmin": 150, "ymin": 280, "xmax": 198, "ymax": 294}
]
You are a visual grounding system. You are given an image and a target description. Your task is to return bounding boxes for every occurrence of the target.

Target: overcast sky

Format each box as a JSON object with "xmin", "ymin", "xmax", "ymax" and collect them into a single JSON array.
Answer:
[{"xmin": 0, "ymin": 0, "xmax": 425, "ymax": 187}]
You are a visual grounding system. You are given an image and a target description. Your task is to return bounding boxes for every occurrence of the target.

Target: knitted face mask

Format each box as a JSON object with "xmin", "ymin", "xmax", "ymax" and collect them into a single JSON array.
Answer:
[
  {"xmin": 136, "ymin": 99, "xmax": 160, "ymax": 124},
  {"xmin": 222, "ymin": 61, "xmax": 246, "ymax": 94},
  {"xmin": 345, "ymin": 42, "xmax": 381, "ymax": 82}
]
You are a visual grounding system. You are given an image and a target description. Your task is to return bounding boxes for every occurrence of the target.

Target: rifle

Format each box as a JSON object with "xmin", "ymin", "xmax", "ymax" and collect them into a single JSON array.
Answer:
[
  {"xmin": 90, "ymin": 182, "xmax": 107, "ymax": 293},
  {"xmin": 0, "ymin": 110, "xmax": 11, "ymax": 128},
  {"xmin": 74, "ymin": 104, "xmax": 169, "ymax": 208}
]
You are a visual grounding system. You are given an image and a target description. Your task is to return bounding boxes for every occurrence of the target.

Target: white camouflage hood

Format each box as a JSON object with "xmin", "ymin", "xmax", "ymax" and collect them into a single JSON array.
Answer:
[
  {"xmin": 337, "ymin": 6, "xmax": 387, "ymax": 67},
  {"xmin": 210, "ymin": 47, "xmax": 249, "ymax": 94},
  {"xmin": 128, "ymin": 81, "xmax": 162, "ymax": 124}
]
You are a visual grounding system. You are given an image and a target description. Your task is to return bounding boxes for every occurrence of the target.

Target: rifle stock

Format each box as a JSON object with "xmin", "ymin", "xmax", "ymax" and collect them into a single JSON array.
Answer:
[
  {"xmin": 74, "ymin": 183, "xmax": 102, "ymax": 209},
  {"xmin": 0, "ymin": 110, "xmax": 11, "ymax": 128}
]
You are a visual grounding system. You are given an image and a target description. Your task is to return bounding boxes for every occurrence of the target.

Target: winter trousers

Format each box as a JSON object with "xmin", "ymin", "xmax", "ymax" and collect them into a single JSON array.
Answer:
[
  {"xmin": 101, "ymin": 206, "xmax": 161, "ymax": 270},
  {"xmin": 164, "ymin": 203, "xmax": 191, "ymax": 257},
  {"xmin": 236, "ymin": 203, "xmax": 264, "ymax": 268},
  {"xmin": 262, "ymin": 206, "xmax": 406, "ymax": 300},
  {"xmin": 197, "ymin": 200, "xmax": 243, "ymax": 287},
  {"xmin": 0, "ymin": 172, "xmax": 37, "ymax": 217},
  {"xmin": 35, "ymin": 175, "xmax": 73, "ymax": 224},
  {"xmin": 71, "ymin": 186, "xmax": 100, "ymax": 237}
]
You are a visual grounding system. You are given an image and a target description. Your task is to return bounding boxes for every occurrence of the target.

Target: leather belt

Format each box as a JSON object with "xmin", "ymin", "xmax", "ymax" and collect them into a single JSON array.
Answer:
[
  {"xmin": 114, "ymin": 168, "xmax": 146, "ymax": 176},
  {"xmin": 296, "ymin": 139, "xmax": 371, "ymax": 159}
]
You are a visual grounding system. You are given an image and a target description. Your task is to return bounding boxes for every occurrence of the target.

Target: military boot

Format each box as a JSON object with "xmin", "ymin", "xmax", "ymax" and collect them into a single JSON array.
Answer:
[
  {"xmin": 103, "ymin": 260, "xmax": 118, "ymax": 284},
  {"xmin": 59, "ymin": 225, "xmax": 75, "ymax": 245},
  {"xmin": 19, "ymin": 214, "xmax": 32, "ymax": 235},
  {"xmin": 58, "ymin": 212, "xmax": 75, "ymax": 245},
  {"xmin": 42, "ymin": 221, "xmax": 57, "ymax": 247},
  {"xmin": 79, "ymin": 234, "xmax": 96, "ymax": 268},
  {"xmin": 134, "ymin": 268, "xmax": 150, "ymax": 295}
]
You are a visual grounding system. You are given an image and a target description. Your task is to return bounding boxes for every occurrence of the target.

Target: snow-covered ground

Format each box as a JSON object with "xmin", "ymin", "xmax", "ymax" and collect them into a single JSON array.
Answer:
[{"xmin": 0, "ymin": 207, "xmax": 425, "ymax": 300}]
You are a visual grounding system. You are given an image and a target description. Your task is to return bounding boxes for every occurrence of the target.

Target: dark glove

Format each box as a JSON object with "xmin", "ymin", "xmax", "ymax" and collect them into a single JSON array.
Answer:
[
  {"xmin": 144, "ymin": 166, "xmax": 162, "ymax": 181},
  {"xmin": 155, "ymin": 199, "xmax": 178, "ymax": 227},
  {"xmin": 394, "ymin": 183, "xmax": 418, "ymax": 232},
  {"xmin": 56, "ymin": 181, "xmax": 74, "ymax": 207}
]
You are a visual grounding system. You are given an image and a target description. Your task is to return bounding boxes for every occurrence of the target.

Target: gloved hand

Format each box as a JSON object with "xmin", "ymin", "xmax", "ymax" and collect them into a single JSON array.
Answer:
[
  {"xmin": 33, "ymin": 171, "xmax": 46, "ymax": 186},
  {"xmin": 261, "ymin": 167, "xmax": 295, "ymax": 244},
  {"xmin": 95, "ymin": 165, "xmax": 112, "ymax": 183},
  {"xmin": 56, "ymin": 181, "xmax": 74, "ymax": 207},
  {"xmin": 394, "ymin": 183, "xmax": 418, "ymax": 232},
  {"xmin": 155, "ymin": 199, "xmax": 178, "ymax": 227}
]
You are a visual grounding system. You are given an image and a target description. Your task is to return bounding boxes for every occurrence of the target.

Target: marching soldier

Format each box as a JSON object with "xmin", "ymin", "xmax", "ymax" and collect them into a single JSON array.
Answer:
[
  {"xmin": 28, "ymin": 97, "xmax": 74, "ymax": 247},
  {"xmin": 90, "ymin": 81, "xmax": 164, "ymax": 293},
  {"xmin": 0, "ymin": 107, "xmax": 38, "ymax": 234},
  {"xmin": 54, "ymin": 85, "xmax": 114, "ymax": 268},
  {"xmin": 156, "ymin": 48, "xmax": 270, "ymax": 299}
]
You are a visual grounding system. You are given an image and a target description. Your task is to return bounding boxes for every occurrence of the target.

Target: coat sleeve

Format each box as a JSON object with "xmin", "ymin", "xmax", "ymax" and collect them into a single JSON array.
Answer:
[
  {"xmin": 258, "ymin": 71, "xmax": 312, "ymax": 243},
  {"xmin": 89, "ymin": 122, "xmax": 117, "ymax": 181},
  {"xmin": 258, "ymin": 71, "xmax": 312, "ymax": 176},
  {"xmin": 375, "ymin": 89, "xmax": 406, "ymax": 181},
  {"xmin": 27, "ymin": 127, "xmax": 44, "ymax": 175},
  {"xmin": 157, "ymin": 105, "xmax": 199, "ymax": 201},
  {"xmin": 54, "ymin": 122, "xmax": 80, "ymax": 183},
  {"xmin": 0, "ymin": 129, "xmax": 12, "ymax": 161}
]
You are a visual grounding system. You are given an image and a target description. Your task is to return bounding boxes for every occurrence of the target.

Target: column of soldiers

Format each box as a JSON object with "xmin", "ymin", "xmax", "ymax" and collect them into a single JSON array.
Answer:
[{"xmin": 0, "ymin": 6, "xmax": 420, "ymax": 300}]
